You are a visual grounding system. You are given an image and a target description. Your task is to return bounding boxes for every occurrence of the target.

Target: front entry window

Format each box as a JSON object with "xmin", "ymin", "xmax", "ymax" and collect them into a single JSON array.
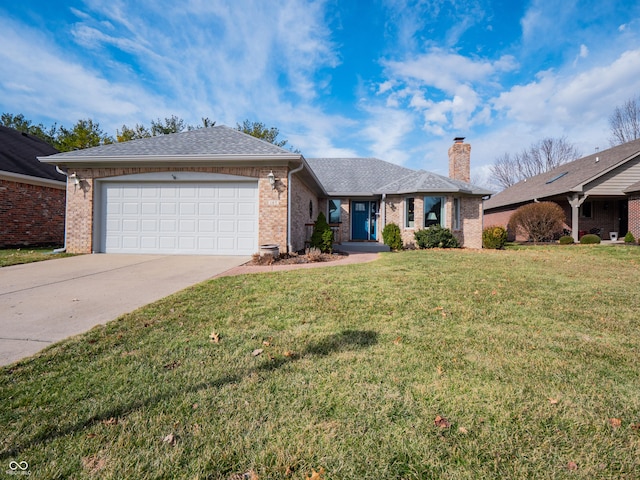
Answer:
[{"xmin": 329, "ymin": 199, "xmax": 341, "ymax": 223}]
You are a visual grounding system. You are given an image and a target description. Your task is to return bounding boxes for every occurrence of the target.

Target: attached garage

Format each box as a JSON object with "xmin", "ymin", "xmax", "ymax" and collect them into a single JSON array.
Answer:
[{"xmin": 95, "ymin": 173, "xmax": 258, "ymax": 255}]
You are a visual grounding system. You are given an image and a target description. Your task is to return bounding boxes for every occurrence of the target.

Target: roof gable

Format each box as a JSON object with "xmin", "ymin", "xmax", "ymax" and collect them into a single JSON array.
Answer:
[
  {"xmin": 377, "ymin": 169, "xmax": 493, "ymax": 195},
  {"xmin": 0, "ymin": 126, "xmax": 63, "ymax": 182},
  {"xmin": 485, "ymin": 137, "xmax": 640, "ymax": 210}
]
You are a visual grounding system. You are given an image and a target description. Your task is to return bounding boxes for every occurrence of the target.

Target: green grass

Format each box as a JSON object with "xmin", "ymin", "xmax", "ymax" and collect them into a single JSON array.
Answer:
[
  {"xmin": 1, "ymin": 246, "xmax": 639, "ymax": 479},
  {"xmin": 0, "ymin": 247, "xmax": 73, "ymax": 267}
]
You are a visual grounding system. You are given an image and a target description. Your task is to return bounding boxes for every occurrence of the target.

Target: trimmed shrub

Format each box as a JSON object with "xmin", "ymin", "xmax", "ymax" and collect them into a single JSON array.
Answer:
[
  {"xmin": 414, "ymin": 225, "xmax": 459, "ymax": 249},
  {"xmin": 507, "ymin": 201, "xmax": 565, "ymax": 243},
  {"xmin": 580, "ymin": 233, "xmax": 601, "ymax": 244},
  {"xmin": 624, "ymin": 231, "xmax": 636, "ymax": 244},
  {"xmin": 310, "ymin": 212, "xmax": 333, "ymax": 253},
  {"xmin": 482, "ymin": 225, "xmax": 508, "ymax": 249},
  {"xmin": 382, "ymin": 223, "xmax": 403, "ymax": 251},
  {"xmin": 558, "ymin": 235, "xmax": 574, "ymax": 245}
]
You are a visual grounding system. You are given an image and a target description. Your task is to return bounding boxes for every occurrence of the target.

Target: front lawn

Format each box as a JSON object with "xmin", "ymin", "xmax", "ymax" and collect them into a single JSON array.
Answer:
[
  {"xmin": 1, "ymin": 246, "xmax": 639, "ymax": 479},
  {"xmin": 0, "ymin": 247, "xmax": 72, "ymax": 267}
]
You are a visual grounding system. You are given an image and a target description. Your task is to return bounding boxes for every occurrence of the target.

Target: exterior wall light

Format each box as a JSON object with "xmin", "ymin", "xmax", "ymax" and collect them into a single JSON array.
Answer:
[{"xmin": 267, "ymin": 170, "xmax": 276, "ymax": 189}]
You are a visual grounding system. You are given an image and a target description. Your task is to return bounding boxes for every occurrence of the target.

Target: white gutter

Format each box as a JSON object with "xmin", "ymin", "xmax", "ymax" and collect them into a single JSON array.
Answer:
[
  {"xmin": 287, "ymin": 162, "xmax": 305, "ymax": 253},
  {"xmin": 53, "ymin": 166, "xmax": 69, "ymax": 253}
]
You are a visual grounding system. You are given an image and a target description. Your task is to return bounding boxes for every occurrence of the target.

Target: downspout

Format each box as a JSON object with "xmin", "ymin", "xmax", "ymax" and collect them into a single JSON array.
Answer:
[
  {"xmin": 53, "ymin": 166, "xmax": 69, "ymax": 253},
  {"xmin": 287, "ymin": 162, "xmax": 305, "ymax": 253},
  {"xmin": 381, "ymin": 194, "xmax": 387, "ymax": 241}
]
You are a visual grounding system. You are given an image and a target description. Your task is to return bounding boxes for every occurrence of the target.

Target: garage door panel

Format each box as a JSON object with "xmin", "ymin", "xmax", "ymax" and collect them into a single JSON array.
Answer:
[{"xmin": 102, "ymin": 181, "xmax": 257, "ymax": 255}]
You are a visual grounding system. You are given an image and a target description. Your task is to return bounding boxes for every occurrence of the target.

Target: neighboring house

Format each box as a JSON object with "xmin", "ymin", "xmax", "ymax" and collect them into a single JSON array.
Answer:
[
  {"xmin": 0, "ymin": 126, "xmax": 65, "ymax": 248},
  {"xmin": 39, "ymin": 126, "xmax": 490, "ymax": 255},
  {"xmin": 484, "ymin": 137, "xmax": 640, "ymax": 242}
]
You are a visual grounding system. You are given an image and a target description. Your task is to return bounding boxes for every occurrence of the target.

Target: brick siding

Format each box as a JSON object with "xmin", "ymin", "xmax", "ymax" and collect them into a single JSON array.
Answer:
[
  {"xmin": 629, "ymin": 195, "xmax": 640, "ymax": 241},
  {"xmin": 0, "ymin": 179, "xmax": 65, "ymax": 248},
  {"xmin": 384, "ymin": 194, "xmax": 482, "ymax": 248}
]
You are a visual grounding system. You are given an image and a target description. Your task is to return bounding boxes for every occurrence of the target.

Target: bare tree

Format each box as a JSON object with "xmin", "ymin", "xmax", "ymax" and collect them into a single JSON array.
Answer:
[
  {"xmin": 490, "ymin": 137, "xmax": 581, "ymax": 190},
  {"xmin": 609, "ymin": 96, "xmax": 640, "ymax": 146}
]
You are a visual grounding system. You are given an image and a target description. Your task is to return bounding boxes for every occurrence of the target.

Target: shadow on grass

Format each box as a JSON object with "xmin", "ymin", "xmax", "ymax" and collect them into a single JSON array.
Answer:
[{"xmin": 1, "ymin": 329, "xmax": 378, "ymax": 459}]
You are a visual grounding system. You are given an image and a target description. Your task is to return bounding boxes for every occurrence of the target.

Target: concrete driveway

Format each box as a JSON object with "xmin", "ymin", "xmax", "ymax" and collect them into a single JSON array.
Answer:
[{"xmin": 0, "ymin": 254, "xmax": 247, "ymax": 366}]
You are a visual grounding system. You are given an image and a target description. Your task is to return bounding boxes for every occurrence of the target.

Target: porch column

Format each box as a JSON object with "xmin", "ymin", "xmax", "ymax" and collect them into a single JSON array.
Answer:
[{"xmin": 567, "ymin": 193, "xmax": 587, "ymax": 242}]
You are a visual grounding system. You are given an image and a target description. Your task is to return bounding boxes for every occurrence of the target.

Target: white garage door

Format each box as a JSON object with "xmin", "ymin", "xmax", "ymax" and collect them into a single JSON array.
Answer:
[{"xmin": 101, "ymin": 182, "xmax": 258, "ymax": 255}]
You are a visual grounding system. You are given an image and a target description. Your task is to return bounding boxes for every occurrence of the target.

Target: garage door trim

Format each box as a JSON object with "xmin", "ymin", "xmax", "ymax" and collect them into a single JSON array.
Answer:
[{"xmin": 94, "ymin": 172, "xmax": 259, "ymax": 255}]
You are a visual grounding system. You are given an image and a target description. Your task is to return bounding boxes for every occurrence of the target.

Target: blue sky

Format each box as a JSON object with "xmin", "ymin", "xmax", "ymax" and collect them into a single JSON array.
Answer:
[{"xmin": 1, "ymin": 1, "xmax": 640, "ymax": 186}]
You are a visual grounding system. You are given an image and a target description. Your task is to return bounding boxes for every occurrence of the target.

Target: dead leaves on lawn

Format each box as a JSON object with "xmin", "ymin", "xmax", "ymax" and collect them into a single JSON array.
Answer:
[
  {"xmin": 434, "ymin": 415, "xmax": 451, "ymax": 429},
  {"xmin": 305, "ymin": 467, "xmax": 325, "ymax": 480},
  {"xmin": 209, "ymin": 330, "xmax": 220, "ymax": 343}
]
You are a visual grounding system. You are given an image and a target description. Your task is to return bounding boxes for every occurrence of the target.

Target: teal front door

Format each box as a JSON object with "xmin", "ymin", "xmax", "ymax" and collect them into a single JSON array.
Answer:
[{"xmin": 351, "ymin": 201, "xmax": 377, "ymax": 240}]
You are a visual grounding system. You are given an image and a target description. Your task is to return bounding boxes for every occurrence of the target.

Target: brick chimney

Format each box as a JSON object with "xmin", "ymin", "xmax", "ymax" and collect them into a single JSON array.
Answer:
[{"xmin": 448, "ymin": 137, "xmax": 470, "ymax": 182}]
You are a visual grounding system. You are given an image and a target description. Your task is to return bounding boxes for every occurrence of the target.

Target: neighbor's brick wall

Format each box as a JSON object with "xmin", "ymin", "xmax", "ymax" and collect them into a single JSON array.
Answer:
[
  {"xmin": 628, "ymin": 195, "xmax": 640, "ymax": 241},
  {"xmin": 65, "ymin": 166, "xmax": 290, "ymax": 254},
  {"xmin": 0, "ymin": 178, "xmax": 65, "ymax": 247}
]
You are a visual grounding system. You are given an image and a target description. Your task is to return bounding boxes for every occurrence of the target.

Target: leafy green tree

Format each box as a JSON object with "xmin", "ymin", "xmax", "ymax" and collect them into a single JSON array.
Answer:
[
  {"xmin": 1, "ymin": 112, "xmax": 58, "ymax": 145},
  {"xmin": 55, "ymin": 119, "xmax": 113, "ymax": 152},
  {"xmin": 116, "ymin": 123, "xmax": 152, "ymax": 142},
  {"xmin": 237, "ymin": 120, "xmax": 288, "ymax": 148},
  {"xmin": 150, "ymin": 115, "xmax": 186, "ymax": 136}
]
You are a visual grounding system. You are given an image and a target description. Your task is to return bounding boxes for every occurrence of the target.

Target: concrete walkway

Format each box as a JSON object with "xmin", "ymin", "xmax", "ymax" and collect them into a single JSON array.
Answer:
[{"xmin": 0, "ymin": 254, "xmax": 247, "ymax": 366}]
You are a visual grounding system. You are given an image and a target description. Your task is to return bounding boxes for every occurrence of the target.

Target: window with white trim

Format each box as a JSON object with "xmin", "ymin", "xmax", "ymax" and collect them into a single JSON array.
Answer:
[{"xmin": 405, "ymin": 197, "xmax": 414, "ymax": 228}]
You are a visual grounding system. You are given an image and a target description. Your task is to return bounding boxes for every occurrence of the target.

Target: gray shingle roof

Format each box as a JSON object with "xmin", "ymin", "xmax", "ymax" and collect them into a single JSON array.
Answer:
[
  {"xmin": 378, "ymin": 169, "xmax": 493, "ymax": 195},
  {"xmin": 305, "ymin": 157, "xmax": 415, "ymax": 195},
  {"xmin": 42, "ymin": 125, "xmax": 296, "ymax": 159},
  {"xmin": 0, "ymin": 126, "xmax": 63, "ymax": 181},
  {"xmin": 484, "ymin": 137, "xmax": 640, "ymax": 210},
  {"xmin": 624, "ymin": 179, "xmax": 640, "ymax": 194}
]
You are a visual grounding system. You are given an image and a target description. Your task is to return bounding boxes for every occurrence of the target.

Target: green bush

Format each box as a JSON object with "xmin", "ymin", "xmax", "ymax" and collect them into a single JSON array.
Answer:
[
  {"xmin": 580, "ymin": 233, "xmax": 601, "ymax": 244},
  {"xmin": 624, "ymin": 231, "xmax": 636, "ymax": 244},
  {"xmin": 382, "ymin": 223, "xmax": 403, "ymax": 251},
  {"xmin": 482, "ymin": 225, "xmax": 508, "ymax": 249},
  {"xmin": 558, "ymin": 235, "xmax": 574, "ymax": 245},
  {"xmin": 414, "ymin": 225, "xmax": 459, "ymax": 249},
  {"xmin": 310, "ymin": 212, "xmax": 333, "ymax": 253},
  {"xmin": 507, "ymin": 201, "xmax": 565, "ymax": 243}
]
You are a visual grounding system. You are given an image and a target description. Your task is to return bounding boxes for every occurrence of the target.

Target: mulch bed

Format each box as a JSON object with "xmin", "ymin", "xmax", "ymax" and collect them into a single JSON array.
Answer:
[{"xmin": 247, "ymin": 251, "xmax": 347, "ymax": 266}]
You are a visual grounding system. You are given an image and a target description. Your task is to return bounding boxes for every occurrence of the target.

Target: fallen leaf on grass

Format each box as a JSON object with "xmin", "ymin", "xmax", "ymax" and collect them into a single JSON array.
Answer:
[
  {"xmin": 305, "ymin": 467, "xmax": 325, "ymax": 480},
  {"xmin": 228, "ymin": 471, "xmax": 259, "ymax": 480},
  {"xmin": 262, "ymin": 340, "xmax": 271, "ymax": 347},
  {"xmin": 252, "ymin": 348, "xmax": 264, "ymax": 357},
  {"xmin": 434, "ymin": 415, "xmax": 451, "ymax": 428},
  {"xmin": 102, "ymin": 417, "xmax": 118, "ymax": 426},
  {"xmin": 283, "ymin": 350, "xmax": 298, "ymax": 358},
  {"xmin": 548, "ymin": 398, "xmax": 559, "ymax": 405},
  {"xmin": 82, "ymin": 455, "xmax": 106, "ymax": 474},
  {"xmin": 209, "ymin": 331, "xmax": 220, "ymax": 343},
  {"xmin": 436, "ymin": 365, "xmax": 444, "ymax": 375},
  {"xmin": 609, "ymin": 418, "xmax": 622, "ymax": 428},
  {"xmin": 567, "ymin": 461, "xmax": 578, "ymax": 471},
  {"xmin": 458, "ymin": 426, "xmax": 468, "ymax": 434},
  {"xmin": 393, "ymin": 336, "xmax": 402, "ymax": 345},
  {"xmin": 163, "ymin": 433, "xmax": 178, "ymax": 446}
]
